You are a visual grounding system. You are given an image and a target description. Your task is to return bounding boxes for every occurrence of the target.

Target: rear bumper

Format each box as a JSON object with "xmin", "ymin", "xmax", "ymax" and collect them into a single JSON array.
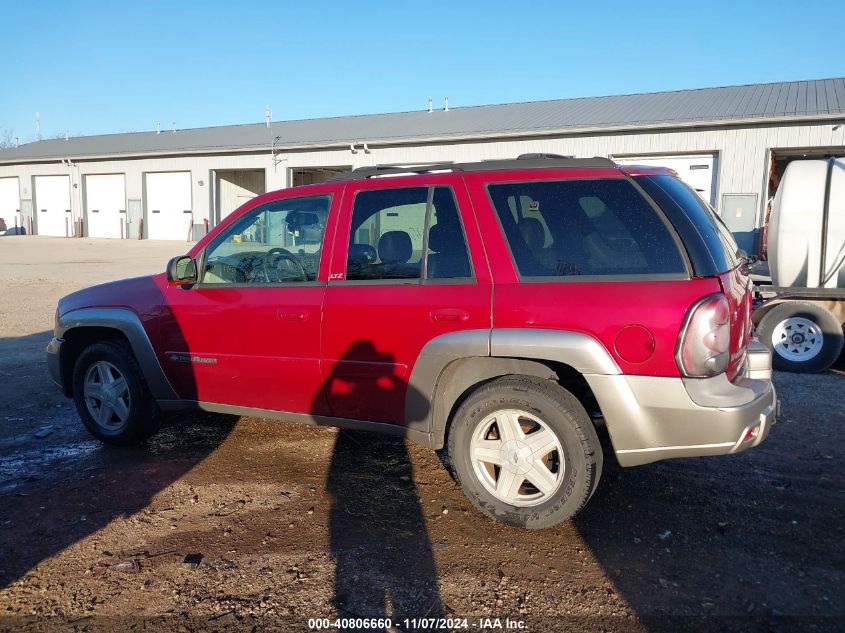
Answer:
[{"xmin": 586, "ymin": 342, "xmax": 777, "ymax": 467}]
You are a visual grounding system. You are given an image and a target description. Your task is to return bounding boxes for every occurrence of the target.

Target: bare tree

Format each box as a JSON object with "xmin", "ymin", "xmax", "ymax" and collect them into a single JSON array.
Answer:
[
  {"xmin": 0, "ymin": 128, "xmax": 15, "ymax": 149},
  {"xmin": 0, "ymin": 129, "xmax": 78, "ymax": 147}
]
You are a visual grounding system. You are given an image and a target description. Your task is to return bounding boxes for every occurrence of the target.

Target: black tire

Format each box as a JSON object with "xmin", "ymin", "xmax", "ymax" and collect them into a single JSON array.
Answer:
[
  {"xmin": 757, "ymin": 302, "xmax": 844, "ymax": 373},
  {"xmin": 447, "ymin": 375, "xmax": 602, "ymax": 529},
  {"xmin": 72, "ymin": 340, "xmax": 160, "ymax": 445}
]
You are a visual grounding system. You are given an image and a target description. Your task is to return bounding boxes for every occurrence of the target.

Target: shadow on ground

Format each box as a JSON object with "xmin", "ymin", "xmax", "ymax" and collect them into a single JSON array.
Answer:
[
  {"xmin": 573, "ymin": 371, "xmax": 845, "ymax": 632},
  {"xmin": 327, "ymin": 431, "xmax": 442, "ymax": 621},
  {"xmin": 0, "ymin": 308, "xmax": 238, "ymax": 588},
  {"xmin": 322, "ymin": 340, "xmax": 442, "ymax": 621},
  {"xmin": 0, "ymin": 411, "xmax": 238, "ymax": 587}
]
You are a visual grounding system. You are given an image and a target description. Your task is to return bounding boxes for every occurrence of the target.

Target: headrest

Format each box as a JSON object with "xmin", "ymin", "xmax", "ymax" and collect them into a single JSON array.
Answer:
[
  {"xmin": 518, "ymin": 218, "xmax": 545, "ymax": 250},
  {"xmin": 427, "ymin": 222, "xmax": 451, "ymax": 253},
  {"xmin": 378, "ymin": 231, "xmax": 412, "ymax": 264},
  {"xmin": 347, "ymin": 243, "xmax": 377, "ymax": 267}
]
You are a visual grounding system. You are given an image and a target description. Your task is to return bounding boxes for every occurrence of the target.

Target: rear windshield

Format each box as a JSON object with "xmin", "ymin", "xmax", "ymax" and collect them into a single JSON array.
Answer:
[
  {"xmin": 487, "ymin": 178, "xmax": 686, "ymax": 278},
  {"xmin": 634, "ymin": 174, "xmax": 740, "ymax": 273}
]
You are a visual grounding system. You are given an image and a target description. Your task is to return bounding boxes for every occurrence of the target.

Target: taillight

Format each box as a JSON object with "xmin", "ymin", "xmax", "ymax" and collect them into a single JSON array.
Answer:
[{"xmin": 676, "ymin": 294, "xmax": 730, "ymax": 377}]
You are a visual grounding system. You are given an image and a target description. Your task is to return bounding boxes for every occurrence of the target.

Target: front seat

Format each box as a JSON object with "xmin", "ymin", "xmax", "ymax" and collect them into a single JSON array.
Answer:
[{"xmin": 377, "ymin": 230, "xmax": 415, "ymax": 278}]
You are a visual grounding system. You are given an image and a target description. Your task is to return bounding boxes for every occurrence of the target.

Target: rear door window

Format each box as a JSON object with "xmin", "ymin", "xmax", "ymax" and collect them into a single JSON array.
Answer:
[
  {"xmin": 346, "ymin": 186, "xmax": 472, "ymax": 281},
  {"xmin": 347, "ymin": 187, "xmax": 427, "ymax": 281},
  {"xmin": 487, "ymin": 178, "xmax": 687, "ymax": 278},
  {"xmin": 426, "ymin": 187, "xmax": 472, "ymax": 280}
]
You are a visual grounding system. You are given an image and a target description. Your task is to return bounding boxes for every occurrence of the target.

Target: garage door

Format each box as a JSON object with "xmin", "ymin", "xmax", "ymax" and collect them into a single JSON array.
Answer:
[
  {"xmin": 34, "ymin": 175, "xmax": 72, "ymax": 236},
  {"xmin": 85, "ymin": 174, "xmax": 126, "ymax": 238},
  {"xmin": 0, "ymin": 177, "xmax": 20, "ymax": 227},
  {"xmin": 216, "ymin": 170, "xmax": 265, "ymax": 222},
  {"xmin": 145, "ymin": 172, "xmax": 192, "ymax": 240},
  {"xmin": 615, "ymin": 154, "xmax": 718, "ymax": 206}
]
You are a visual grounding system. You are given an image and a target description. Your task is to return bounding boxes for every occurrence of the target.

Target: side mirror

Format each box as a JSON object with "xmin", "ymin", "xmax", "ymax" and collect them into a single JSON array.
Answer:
[{"xmin": 166, "ymin": 255, "xmax": 197, "ymax": 284}]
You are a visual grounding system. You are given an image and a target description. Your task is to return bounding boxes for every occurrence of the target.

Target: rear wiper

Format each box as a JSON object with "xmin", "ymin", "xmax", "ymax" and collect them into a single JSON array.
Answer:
[{"xmin": 737, "ymin": 250, "xmax": 757, "ymax": 275}]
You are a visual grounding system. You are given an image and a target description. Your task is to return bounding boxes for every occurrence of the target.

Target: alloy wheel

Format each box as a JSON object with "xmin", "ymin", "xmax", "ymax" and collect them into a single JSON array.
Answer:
[
  {"xmin": 83, "ymin": 360, "xmax": 131, "ymax": 431},
  {"xmin": 469, "ymin": 409, "xmax": 565, "ymax": 507}
]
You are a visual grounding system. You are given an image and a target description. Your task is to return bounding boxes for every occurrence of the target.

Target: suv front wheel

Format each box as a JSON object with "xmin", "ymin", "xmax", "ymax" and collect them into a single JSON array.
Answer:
[
  {"xmin": 448, "ymin": 376, "xmax": 602, "ymax": 529},
  {"xmin": 72, "ymin": 341, "xmax": 159, "ymax": 445}
]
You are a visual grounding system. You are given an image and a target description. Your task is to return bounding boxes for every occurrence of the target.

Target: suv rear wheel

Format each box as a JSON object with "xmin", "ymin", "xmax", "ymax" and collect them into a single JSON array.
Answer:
[
  {"xmin": 72, "ymin": 341, "xmax": 159, "ymax": 445},
  {"xmin": 448, "ymin": 375, "xmax": 602, "ymax": 529}
]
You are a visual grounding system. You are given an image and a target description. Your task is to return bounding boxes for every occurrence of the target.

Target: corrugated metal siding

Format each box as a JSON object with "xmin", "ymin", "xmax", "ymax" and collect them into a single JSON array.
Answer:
[
  {"xmin": 1, "ymin": 78, "xmax": 843, "ymax": 164},
  {"xmin": 0, "ymin": 121, "xmax": 842, "ymax": 232}
]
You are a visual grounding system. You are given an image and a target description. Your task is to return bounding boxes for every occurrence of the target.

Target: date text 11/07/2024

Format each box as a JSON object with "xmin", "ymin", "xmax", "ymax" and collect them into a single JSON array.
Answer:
[{"xmin": 307, "ymin": 617, "xmax": 528, "ymax": 630}]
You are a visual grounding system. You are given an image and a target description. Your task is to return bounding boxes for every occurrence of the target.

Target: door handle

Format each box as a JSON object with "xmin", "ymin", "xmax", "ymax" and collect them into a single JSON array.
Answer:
[
  {"xmin": 277, "ymin": 308, "xmax": 309, "ymax": 321},
  {"xmin": 430, "ymin": 308, "xmax": 470, "ymax": 323}
]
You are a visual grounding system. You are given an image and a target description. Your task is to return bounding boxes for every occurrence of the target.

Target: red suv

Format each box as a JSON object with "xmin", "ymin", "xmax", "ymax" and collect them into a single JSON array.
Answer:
[{"xmin": 47, "ymin": 156, "xmax": 777, "ymax": 528}]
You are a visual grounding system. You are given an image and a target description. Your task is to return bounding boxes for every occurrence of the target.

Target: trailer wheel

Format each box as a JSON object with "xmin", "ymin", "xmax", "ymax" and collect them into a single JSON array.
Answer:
[{"xmin": 757, "ymin": 302, "xmax": 844, "ymax": 373}]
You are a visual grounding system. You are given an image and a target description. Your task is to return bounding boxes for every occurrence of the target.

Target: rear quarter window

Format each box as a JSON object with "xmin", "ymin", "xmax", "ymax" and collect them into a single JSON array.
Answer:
[
  {"xmin": 634, "ymin": 174, "xmax": 739, "ymax": 273},
  {"xmin": 487, "ymin": 178, "xmax": 687, "ymax": 279}
]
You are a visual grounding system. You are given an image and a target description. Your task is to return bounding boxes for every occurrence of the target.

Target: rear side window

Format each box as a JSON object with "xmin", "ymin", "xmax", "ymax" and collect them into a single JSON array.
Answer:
[
  {"xmin": 634, "ymin": 174, "xmax": 739, "ymax": 273},
  {"xmin": 487, "ymin": 178, "xmax": 686, "ymax": 278}
]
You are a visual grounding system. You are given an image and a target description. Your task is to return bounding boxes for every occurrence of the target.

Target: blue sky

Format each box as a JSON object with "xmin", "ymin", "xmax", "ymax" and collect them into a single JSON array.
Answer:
[{"xmin": 1, "ymin": 0, "xmax": 843, "ymax": 141}]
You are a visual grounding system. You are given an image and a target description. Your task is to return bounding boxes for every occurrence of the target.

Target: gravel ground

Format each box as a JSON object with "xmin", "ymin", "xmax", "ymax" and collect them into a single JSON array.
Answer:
[{"xmin": 0, "ymin": 236, "xmax": 842, "ymax": 632}]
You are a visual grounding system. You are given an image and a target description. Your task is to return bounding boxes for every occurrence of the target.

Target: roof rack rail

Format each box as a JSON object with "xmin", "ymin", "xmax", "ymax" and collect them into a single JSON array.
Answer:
[
  {"xmin": 327, "ymin": 156, "xmax": 617, "ymax": 182},
  {"xmin": 327, "ymin": 165, "xmax": 455, "ymax": 182},
  {"xmin": 516, "ymin": 152, "xmax": 574, "ymax": 160}
]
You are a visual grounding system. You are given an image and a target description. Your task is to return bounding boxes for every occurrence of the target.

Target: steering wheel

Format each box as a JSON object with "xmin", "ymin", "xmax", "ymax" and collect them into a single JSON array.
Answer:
[
  {"xmin": 209, "ymin": 255, "xmax": 251, "ymax": 283},
  {"xmin": 262, "ymin": 248, "xmax": 308, "ymax": 282}
]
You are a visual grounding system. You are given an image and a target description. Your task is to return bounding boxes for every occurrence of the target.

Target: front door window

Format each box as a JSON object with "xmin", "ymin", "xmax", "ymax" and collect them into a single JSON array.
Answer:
[{"xmin": 202, "ymin": 195, "xmax": 330, "ymax": 284}]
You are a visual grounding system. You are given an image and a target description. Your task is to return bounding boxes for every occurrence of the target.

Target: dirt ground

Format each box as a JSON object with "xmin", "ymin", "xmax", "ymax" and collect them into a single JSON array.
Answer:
[{"xmin": 0, "ymin": 236, "xmax": 843, "ymax": 632}]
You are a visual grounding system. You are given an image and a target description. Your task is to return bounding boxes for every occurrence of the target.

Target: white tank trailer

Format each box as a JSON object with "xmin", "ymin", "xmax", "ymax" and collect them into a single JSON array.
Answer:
[{"xmin": 753, "ymin": 157, "xmax": 845, "ymax": 372}]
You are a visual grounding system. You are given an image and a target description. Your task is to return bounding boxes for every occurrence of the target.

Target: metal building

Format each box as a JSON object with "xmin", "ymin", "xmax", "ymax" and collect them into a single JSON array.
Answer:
[{"xmin": 1, "ymin": 77, "xmax": 843, "ymax": 252}]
